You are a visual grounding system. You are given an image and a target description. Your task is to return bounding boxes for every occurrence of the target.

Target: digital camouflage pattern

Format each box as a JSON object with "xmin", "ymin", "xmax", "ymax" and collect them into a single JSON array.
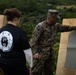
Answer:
[{"xmin": 30, "ymin": 20, "xmax": 76, "ymax": 75}]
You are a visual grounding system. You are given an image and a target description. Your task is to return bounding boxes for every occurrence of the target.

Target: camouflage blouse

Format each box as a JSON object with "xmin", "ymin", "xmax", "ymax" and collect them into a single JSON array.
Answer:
[{"xmin": 30, "ymin": 21, "xmax": 76, "ymax": 57}]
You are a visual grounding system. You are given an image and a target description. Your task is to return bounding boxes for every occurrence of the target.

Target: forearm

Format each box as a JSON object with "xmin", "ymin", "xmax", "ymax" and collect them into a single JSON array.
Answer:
[
  {"xmin": 23, "ymin": 48, "xmax": 33, "ymax": 68},
  {"xmin": 31, "ymin": 44, "xmax": 41, "ymax": 55},
  {"xmin": 57, "ymin": 23, "xmax": 76, "ymax": 32}
]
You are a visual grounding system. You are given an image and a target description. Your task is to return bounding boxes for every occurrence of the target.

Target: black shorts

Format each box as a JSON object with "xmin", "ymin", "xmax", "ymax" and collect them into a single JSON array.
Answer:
[{"xmin": 0, "ymin": 63, "xmax": 29, "ymax": 75}]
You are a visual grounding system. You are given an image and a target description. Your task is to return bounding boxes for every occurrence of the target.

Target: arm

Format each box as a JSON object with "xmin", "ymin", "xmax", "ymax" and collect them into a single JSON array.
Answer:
[
  {"xmin": 30, "ymin": 24, "xmax": 44, "ymax": 54},
  {"xmin": 20, "ymin": 30, "xmax": 33, "ymax": 67},
  {"xmin": 56, "ymin": 23, "xmax": 76, "ymax": 32},
  {"xmin": 23, "ymin": 48, "xmax": 33, "ymax": 68},
  {"xmin": 23, "ymin": 48, "xmax": 33, "ymax": 75}
]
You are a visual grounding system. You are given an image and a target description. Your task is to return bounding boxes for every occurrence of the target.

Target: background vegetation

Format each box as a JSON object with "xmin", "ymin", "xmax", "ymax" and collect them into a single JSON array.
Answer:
[{"xmin": 0, "ymin": 0, "xmax": 76, "ymax": 75}]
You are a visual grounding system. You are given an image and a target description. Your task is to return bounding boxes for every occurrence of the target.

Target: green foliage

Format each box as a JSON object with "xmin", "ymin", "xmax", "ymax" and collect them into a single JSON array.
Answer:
[{"xmin": 19, "ymin": 22, "xmax": 35, "ymax": 40}]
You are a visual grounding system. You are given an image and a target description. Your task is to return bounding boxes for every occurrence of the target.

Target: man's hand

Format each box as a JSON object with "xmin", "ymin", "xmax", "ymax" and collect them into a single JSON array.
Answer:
[{"xmin": 34, "ymin": 53, "xmax": 39, "ymax": 59}]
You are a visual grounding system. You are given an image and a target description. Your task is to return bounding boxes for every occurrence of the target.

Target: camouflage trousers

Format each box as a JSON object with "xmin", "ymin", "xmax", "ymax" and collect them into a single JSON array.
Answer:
[{"xmin": 31, "ymin": 55, "xmax": 54, "ymax": 75}]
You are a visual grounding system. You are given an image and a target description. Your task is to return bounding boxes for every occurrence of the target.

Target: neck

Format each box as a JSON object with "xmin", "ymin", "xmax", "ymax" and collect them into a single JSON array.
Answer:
[
  {"xmin": 8, "ymin": 21, "xmax": 17, "ymax": 26},
  {"xmin": 46, "ymin": 19, "xmax": 56, "ymax": 25},
  {"xmin": 46, "ymin": 19, "xmax": 52, "ymax": 25}
]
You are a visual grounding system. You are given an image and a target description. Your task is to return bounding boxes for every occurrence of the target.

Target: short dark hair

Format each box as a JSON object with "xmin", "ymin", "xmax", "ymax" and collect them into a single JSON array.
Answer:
[{"xmin": 3, "ymin": 8, "xmax": 21, "ymax": 21}]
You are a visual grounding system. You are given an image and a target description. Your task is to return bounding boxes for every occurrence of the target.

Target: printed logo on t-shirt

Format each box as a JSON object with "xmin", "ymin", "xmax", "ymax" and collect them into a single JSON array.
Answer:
[{"xmin": 0, "ymin": 31, "xmax": 13, "ymax": 52}]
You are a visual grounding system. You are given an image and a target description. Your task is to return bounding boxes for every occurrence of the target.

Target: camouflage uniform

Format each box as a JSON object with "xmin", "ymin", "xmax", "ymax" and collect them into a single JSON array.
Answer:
[{"xmin": 30, "ymin": 12, "xmax": 76, "ymax": 75}]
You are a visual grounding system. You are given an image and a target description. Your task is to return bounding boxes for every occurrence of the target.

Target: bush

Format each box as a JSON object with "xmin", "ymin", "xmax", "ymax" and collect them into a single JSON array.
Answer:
[{"xmin": 19, "ymin": 22, "xmax": 35, "ymax": 40}]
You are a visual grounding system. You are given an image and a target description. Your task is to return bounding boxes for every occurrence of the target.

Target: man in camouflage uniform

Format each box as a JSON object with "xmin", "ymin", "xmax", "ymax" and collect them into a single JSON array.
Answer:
[{"xmin": 30, "ymin": 9, "xmax": 76, "ymax": 75}]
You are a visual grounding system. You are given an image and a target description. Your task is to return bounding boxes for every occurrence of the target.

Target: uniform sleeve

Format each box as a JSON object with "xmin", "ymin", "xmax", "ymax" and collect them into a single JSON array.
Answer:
[
  {"xmin": 21, "ymin": 31, "xmax": 30, "ymax": 50},
  {"xmin": 30, "ymin": 24, "xmax": 44, "ymax": 54},
  {"xmin": 56, "ymin": 23, "xmax": 76, "ymax": 32}
]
